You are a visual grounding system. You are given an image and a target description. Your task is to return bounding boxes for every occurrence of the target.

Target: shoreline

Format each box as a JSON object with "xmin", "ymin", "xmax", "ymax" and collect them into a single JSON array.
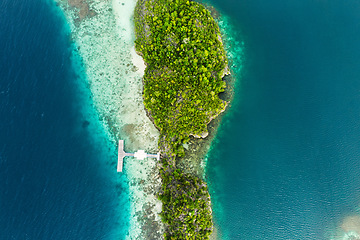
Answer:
[
  {"xmin": 54, "ymin": 0, "xmax": 164, "ymax": 238},
  {"xmin": 134, "ymin": 0, "xmax": 232, "ymax": 238},
  {"xmin": 55, "ymin": 1, "xmax": 360, "ymax": 239},
  {"xmin": 205, "ymin": 11, "xmax": 245, "ymax": 240},
  {"xmin": 54, "ymin": 0, "xmax": 242, "ymax": 238}
]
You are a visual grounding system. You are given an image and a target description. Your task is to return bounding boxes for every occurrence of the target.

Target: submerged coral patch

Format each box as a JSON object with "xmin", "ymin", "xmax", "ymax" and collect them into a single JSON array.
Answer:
[{"xmin": 54, "ymin": 0, "xmax": 164, "ymax": 239}]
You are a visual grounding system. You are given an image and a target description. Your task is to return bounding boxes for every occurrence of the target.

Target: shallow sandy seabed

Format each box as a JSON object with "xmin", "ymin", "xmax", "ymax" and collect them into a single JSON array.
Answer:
[
  {"xmin": 332, "ymin": 215, "xmax": 360, "ymax": 240},
  {"xmin": 341, "ymin": 215, "xmax": 360, "ymax": 233},
  {"xmin": 54, "ymin": 0, "xmax": 163, "ymax": 238}
]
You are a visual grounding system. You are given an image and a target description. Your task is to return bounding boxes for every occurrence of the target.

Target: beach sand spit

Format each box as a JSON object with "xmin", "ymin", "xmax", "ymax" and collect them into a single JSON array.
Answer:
[{"xmin": 54, "ymin": 0, "xmax": 164, "ymax": 238}]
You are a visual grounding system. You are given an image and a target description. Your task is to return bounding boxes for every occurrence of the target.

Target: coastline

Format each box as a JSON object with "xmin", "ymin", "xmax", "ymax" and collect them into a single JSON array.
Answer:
[
  {"xmin": 54, "ymin": 0, "xmax": 242, "ymax": 238},
  {"xmin": 134, "ymin": 0, "xmax": 234, "ymax": 238},
  {"xmin": 53, "ymin": 1, "xmax": 360, "ymax": 239},
  {"xmin": 54, "ymin": 0, "xmax": 164, "ymax": 238},
  {"xmin": 204, "ymin": 11, "xmax": 245, "ymax": 240}
]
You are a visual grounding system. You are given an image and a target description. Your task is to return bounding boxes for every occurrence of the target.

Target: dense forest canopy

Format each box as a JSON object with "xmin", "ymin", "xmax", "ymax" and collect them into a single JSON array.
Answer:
[
  {"xmin": 135, "ymin": 0, "xmax": 228, "ymax": 155},
  {"xmin": 135, "ymin": 0, "xmax": 229, "ymax": 238}
]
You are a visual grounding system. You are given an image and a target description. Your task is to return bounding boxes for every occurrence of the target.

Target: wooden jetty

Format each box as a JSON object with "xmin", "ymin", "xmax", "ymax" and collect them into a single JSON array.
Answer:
[{"xmin": 117, "ymin": 140, "xmax": 160, "ymax": 172}]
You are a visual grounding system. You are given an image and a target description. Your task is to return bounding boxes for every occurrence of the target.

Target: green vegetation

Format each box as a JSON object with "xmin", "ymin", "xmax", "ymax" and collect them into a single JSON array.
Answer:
[
  {"xmin": 135, "ymin": 0, "xmax": 228, "ymax": 154},
  {"xmin": 159, "ymin": 162, "xmax": 213, "ymax": 239},
  {"xmin": 134, "ymin": 0, "xmax": 229, "ymax": 238}
]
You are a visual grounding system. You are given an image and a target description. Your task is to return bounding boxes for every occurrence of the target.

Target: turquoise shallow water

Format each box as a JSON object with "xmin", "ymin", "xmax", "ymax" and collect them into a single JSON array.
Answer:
[
  {"xmin": 0, "ymin": 0, "xmax": 129, "ymax": 238},
  {"xmin": 3, "ymin": 0, "xmax": 360, "ymax": 239},
  {"xmin": 207, "ymin": 0, "xmax": 360, "ymax": 239}
]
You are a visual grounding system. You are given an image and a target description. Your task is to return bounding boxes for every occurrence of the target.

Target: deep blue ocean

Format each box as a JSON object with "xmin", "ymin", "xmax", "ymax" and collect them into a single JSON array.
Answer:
[
  {"xmin": 2, "ymin": 0, "xmax": 360, "ymax": 239},
  {"xmin": 0, "ymin": 0, "xmax": 128, "ymax": 239},
  {"xmin": 207, "ymin": 0, "xmax": 360, "ymax": 239}
]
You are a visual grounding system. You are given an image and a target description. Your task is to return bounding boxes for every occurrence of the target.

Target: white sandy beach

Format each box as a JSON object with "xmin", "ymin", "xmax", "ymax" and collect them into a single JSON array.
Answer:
[{"xmin": 54, "ymin": 0, "xmax": 164, "ymax": 238}]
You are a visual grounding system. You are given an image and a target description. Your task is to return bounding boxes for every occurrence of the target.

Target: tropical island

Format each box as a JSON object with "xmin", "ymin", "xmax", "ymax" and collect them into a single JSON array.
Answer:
[{"xmin": 134, "ymin": 0, "xmax": 230, "ymax": 238}]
